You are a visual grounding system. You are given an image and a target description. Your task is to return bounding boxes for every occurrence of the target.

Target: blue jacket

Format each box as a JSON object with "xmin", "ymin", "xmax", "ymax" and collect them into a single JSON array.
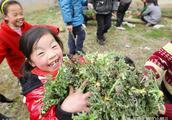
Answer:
[{"xmin": 58, "ymin": 0, "xmax": 87, "ymax": 27}]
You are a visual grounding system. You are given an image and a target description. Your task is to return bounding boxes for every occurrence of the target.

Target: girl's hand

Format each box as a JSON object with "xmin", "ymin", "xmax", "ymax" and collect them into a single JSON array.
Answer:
[
  {"xmin": 87, "ymin": 3, "xmax": 93, "ymax": 10},
  {"xmin": 66, "ymin": 25, "xmax": 73, "ymax": 32},
  {"xmin": 158, "ymin": 104, "xmax": 166, "ymax": 115},
  {"xmin": 61, "ymin": 81, "xmax": 92, "ymax": 113},
  {"xmin": 135, "ymin": 11, "xmax": 141, "ymax": 17}
]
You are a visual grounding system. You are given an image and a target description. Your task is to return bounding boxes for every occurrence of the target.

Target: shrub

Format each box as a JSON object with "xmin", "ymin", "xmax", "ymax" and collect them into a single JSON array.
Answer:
[{"xmin": 42, "ymin": 53, "xmax": 164, "ymax": 120}]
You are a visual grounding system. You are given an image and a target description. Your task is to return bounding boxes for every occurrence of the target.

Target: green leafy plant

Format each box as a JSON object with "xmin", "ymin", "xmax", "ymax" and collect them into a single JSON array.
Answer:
[
  {"xmin": 85, "ymin": 9, "xmax": 96, "ymax": 19},
  {"xmin": 42, "ymin": 53, "xmax": 164, "ymax": 119}
]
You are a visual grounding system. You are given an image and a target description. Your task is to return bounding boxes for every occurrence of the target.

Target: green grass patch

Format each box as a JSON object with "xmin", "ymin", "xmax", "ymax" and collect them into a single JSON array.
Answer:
[
  {"xmin": 162, "ymin": 8, "xmax": 172, "ymax": 18},
  {"xmin": 144, "ymin": 29, "xmax": 172, "ymax": 39},
  {"xmin": 25, "ymin": 7, "xmax": 58, "ymax": 24}
]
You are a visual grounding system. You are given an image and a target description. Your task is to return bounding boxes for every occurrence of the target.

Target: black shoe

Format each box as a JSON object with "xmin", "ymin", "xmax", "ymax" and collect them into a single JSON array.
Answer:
[{"xmin": 97, "ymin": 38, "xmax": 105, "ymax": 45}]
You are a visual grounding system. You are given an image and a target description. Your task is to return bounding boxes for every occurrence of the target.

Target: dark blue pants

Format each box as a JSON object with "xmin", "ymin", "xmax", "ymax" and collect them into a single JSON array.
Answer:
[
  {"xmin": 96, "ymin": 13, "xmax": 112, "ymax": 40},
  {"xmin": 68, "ymin": 25, "xmax": 86, "ymax": 54}
]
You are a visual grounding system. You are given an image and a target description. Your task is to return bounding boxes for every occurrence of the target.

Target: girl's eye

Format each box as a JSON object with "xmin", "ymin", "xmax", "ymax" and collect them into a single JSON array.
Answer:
[
  {"xmin": 20, "ymin": 13, "xmax": 23, "ymax": 16},
  {"xmin": 52, "ymin": 45, "xmax": 57, "ymax": 49},
  {"xmin": 38, "ymin": 52, "xmax": 44, "ymax": 56},
  {"xmin": 19, "ymin": 11, "xmax": 24, "ymax": 16}
]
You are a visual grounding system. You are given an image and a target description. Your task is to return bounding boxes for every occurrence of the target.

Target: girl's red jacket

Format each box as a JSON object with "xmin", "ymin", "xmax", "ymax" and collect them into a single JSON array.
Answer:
[
  {"xmin": 0, "ymin": 20, "xmax": 59, "ymax": 78},
  {"xmin": 21, "ymin": 67, "xmax": 72, "ymax": 120}
]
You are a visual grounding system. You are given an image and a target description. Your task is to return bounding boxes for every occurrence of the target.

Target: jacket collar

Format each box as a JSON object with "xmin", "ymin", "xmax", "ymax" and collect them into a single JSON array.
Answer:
[
  {"xmin": 31, "ymin": 67, "xmax": 58, "ymax": 80},
  {"xmin": 1, "ymin": 20, "xmax": 32, "ymax": 33}
]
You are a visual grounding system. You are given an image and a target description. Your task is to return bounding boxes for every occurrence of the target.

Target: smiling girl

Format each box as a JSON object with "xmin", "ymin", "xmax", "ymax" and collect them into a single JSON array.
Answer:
[{"xmin": 19, "ymin": 27, "xmax": 91, "ymax": 120}]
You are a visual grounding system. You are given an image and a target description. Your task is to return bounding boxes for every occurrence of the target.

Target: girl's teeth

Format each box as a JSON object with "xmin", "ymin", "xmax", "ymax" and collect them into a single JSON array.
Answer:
[
  {"xmin": 51, "ymin": 62, "xmax": 55, "ymax": 66},
  {"xmin": 49, "ymin": 59, "xmax": 60, "ymax": 67}
]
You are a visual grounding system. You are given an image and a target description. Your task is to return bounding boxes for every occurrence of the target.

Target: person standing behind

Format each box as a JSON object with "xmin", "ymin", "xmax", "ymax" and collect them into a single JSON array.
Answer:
[
  {"xmin": 144, "ymin": 40, "xmax": 172, "ymax": 119},
  {"xmin": 0, "ymin": 1, "xmax": 59, "ymax": 114},
  {"xmin": 115, "ymin": 0, "xmax": 132, "ymax": 30},
  {"xmin": 0, "ymin": 0, "xmax": 59, "ymax": 79},
  {"xmin": 58, "ymin": 0, "xmax": 87, "ymax": 59},
  {"xmin": 140, "ymin": 0, "xmax": 161, "ymax": 26},
  {"xmin": 88, "ymin": 0, "xmax": 115, "ymax": 45}
]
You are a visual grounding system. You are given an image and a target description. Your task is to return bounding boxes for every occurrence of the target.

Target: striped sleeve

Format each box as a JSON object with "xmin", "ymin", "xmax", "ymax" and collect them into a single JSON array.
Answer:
[
  {"xmin": 164, "ymin": 104, "xmax": 172, "ymax": 119},
  {"xmin": 144, "ymin": 41, "xmax": 172, "ymax": 79}
]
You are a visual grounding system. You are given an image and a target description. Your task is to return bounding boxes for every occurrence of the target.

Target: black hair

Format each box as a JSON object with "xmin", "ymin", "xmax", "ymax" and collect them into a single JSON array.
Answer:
[
  {"xmin": 19, "ymin": 27, "xmax": 63, "ymax": 77},
  {"xmin": 0, "ymin": 0, "xmax": 22, "ymax": 15},
  {"xmin": 146, "ymin": 0, "xmax": 158, "ymax": 6}
]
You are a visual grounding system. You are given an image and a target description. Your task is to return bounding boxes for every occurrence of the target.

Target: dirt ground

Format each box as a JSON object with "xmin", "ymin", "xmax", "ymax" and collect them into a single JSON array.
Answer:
[{"xmin": 0, "ymin": 1, "xmax": 172, "ymax": 120}]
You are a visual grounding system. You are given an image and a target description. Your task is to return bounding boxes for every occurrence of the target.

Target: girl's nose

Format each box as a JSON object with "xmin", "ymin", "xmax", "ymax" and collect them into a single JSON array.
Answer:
[
  {"xmin": 18, "ymin": 15, "xmax": 24, "ymax": 19},
  {"xmin": 48, "ymin": 51, "xmax": 56, "ymax": 59}
]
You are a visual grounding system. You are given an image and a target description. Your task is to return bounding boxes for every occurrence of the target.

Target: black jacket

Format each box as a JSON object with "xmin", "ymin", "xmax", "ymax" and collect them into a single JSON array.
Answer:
[{"xmin": 88, "ymin": 0, "xmax": 115, "ymax": 14}]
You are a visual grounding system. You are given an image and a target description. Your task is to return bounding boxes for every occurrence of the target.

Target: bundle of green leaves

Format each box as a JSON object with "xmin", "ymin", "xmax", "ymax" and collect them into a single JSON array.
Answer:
[
  {"xmin": 85, "ymin": 9, "xmax": 96, "ymax": 19},
  {"xmin": 42, "ymin": 53, "xmax": 164, "ymax": 120}
]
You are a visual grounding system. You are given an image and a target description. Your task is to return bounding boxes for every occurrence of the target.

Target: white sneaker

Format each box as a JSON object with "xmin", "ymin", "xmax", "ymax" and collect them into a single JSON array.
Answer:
[
  {"xmin": 153, "ymin": 24, "xmax": 165, "ymax": 29},
  {"xmin": 122, "ymin": 22, "xmax": 135, "ymax": 28},
  {"xmin": 116, "ymin": 26, "xmax": 126, "ymax": 30}
]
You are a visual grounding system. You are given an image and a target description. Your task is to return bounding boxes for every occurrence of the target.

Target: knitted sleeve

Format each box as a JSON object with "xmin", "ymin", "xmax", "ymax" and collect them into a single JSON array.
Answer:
[
  {"xmin": 144, "ymin": 41, "xmax": 172, "ymax": 79},
  {"xmin": 164, "ymin": 104, "xmax": 172, "ymax": 119},
  {"xmin": 145, "ymin": 41, "xmax": 172, "ymax": 119}
]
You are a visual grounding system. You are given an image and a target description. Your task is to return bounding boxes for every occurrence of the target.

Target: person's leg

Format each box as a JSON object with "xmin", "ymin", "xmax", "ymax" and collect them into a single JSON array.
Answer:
[
  {"xmin": 122, "ymin": 2, "xmax": 131, "ymax": 20},
  {"xmin": 103, "ymin": 13, "xmax": 112, "ymax": 34},
  {"xmin": 75, "ymin": 25, "xmax": 86, "ymax": 54},
  {"xmin": 141, "ymin": 15, "xmax": 147, "ymax": 24},
  {"xmin": 116, "ymin": 2, "xmax": 131, "ymax": 27},
  {"xmin": 102, "ymin": 13, "xmax": 112, "ymax": 41},
  {"xmin": 96, "ymin": 14, "xmax": 105, "ymax": 40},
  {"xmin": 116, "ymin": 3, "xmax": 125, "ymax": 27},
  {"xmin": 96, "ymin": 14, "xmax": 105, "ymax": 45},
  {"xmin": 141, "ymin": 16, "xmax": 155, "ymax": 26},
  {"xmin": 68, "ymin": 31, "xmax": 76, "ymax": 55}
]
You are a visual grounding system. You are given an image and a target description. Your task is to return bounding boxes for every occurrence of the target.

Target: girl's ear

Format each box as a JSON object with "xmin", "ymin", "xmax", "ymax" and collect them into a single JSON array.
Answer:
[
  {"xmin": 3, "ymin": 15, "xmax": 8, "ymax": 21},
  {"xmin": 28, "ymin": 60, "xmax": 36, "ymax": 67}
]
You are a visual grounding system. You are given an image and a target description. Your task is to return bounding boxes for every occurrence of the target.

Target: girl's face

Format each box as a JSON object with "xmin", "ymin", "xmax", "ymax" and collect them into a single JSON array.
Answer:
[
  {"xmin": 4, "ymin": 4, "xmax": 24, "ymax": 29},
  {"xmin": 30, "ymin": 33, "xmax": 63, "ymax": 72}
]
